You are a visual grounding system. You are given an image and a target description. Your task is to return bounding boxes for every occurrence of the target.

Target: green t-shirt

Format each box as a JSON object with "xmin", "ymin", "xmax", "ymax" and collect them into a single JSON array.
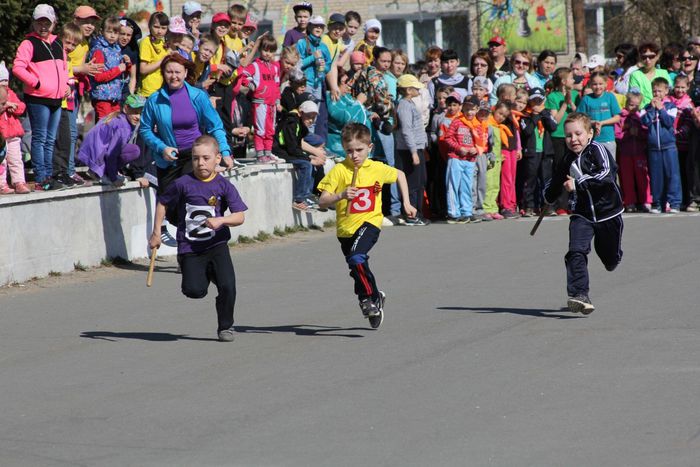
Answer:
[
  {"xmin": 535, "ymin": 128, "xmax": 543, "ymax": 152},
  {"xmin": 545, "ymin": 90, "xmax": 580, "ymax": 138}
]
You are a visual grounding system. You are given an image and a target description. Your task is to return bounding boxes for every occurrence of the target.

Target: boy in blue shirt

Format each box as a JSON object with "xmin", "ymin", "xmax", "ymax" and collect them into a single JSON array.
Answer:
[{"xmin": 641, "ymin": 77, "xmax": 682, "ymax": 213}]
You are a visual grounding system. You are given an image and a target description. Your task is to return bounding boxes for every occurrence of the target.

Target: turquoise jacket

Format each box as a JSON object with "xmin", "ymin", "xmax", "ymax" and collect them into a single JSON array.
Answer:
[
  {"xmin": 140, "ymin": 82, "xmax": 231, "ymax": 168},
  {"xmin": 326, "ymin": 91, "xmax": 372, "ymax": 158}
]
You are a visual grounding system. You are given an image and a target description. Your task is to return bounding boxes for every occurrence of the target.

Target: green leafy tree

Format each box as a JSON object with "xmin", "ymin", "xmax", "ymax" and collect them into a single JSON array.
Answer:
[{"xmin": 0, "ymin": 0, "xmax": 124, "ymax": 68}]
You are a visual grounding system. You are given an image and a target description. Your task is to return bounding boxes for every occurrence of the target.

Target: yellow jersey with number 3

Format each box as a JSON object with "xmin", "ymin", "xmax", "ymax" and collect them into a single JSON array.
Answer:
[{"xmin": 317, "ymin": 158, "xmax": 398, "ymax": 238}]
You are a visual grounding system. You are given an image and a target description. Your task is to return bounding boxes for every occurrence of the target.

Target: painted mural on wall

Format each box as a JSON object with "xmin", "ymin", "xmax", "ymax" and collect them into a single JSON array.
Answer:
[{"xmin": 478, "ymin": 0, "xmax": 568, "ymax": 53}]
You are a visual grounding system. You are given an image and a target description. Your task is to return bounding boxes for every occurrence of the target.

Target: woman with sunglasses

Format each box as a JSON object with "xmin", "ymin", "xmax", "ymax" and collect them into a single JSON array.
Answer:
[
  {"xmin": 612, "ymin": 43, "xmax": 639, "ymax": 95},
  {"xmin": 467, "ymin": 49, "xmax": 494, "ymax": 96},
  {"xmin": 678, "ymin": 47, "xmax": 699, "ymax": 103},
  {"xmin": 628, "ymin": 42, "xmax": 672, "ymax": 106},
  {"xmin": 658, "ymin": 42, "xmax": 685, "ymax": 85},
  {"xmin": 489, "ymin": 51, "xmax": 540, "ymax": 105}
]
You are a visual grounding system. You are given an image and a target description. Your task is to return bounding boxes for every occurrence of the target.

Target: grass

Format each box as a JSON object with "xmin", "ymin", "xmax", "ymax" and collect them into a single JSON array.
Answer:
[
  {"xmin": 237, "ymin": 235, "xmax": 255, "ymax": 244},
  {"xmin": 48, "ymin": 271, "xmax": 62, "ymax": 277},
  {"xmin": 100, "ymin": 258, "xmax": 113, "ymax": 267},
  {"xmin": 323, "ymin": 219, "xmax": 336, "ymax": 229},
  {"xmin": 255, "ymin": 231, "xmax": 271, "ymax": 242},
  {"xmin": 74, "ymin": 262, "xmax": 88, "ymax": 272},
  {"xmin": 273, "ymin": 226, "xmax": 287, "ymax": 237}
]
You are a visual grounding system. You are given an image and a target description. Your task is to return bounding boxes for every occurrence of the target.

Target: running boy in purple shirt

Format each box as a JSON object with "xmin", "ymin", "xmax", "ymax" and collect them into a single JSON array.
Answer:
[{"xmin": 149, "ymin": 135, "xmax": 247, "ymax": 342}]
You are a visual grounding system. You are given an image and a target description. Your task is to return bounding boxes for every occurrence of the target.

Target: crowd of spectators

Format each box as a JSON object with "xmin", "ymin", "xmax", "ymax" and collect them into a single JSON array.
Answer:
[{"xmin": 2, "ymin": 2, "xmax": 700, "ymax": 227}]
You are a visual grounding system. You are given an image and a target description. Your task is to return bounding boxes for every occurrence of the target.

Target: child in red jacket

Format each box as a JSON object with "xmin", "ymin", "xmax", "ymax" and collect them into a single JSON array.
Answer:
[
  {"xmin": 0, "ymin": 64, "xmax": 29, "ymax": 194},
  {"xmin": 444, "ymin": 96, "xmax": 482, "ymax": 223}
]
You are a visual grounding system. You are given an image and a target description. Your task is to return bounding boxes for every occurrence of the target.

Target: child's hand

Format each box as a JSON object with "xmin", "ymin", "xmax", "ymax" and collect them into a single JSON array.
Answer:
[
  {"xmin": 122, "ymin": 55, "xmax": 131, "ymax": 65},
  {"xmin": 119, "ymin": 63, "xmax": 127, "ymax": 72},
  {"xmin": 592, "ymin": 121, "xmax": 602, "ymax": 136},
  {"xmin": 149, "ymin": 230, "xmax": 161, "ymax": 250},
  {"xmin": 205, "ymin": 217, "xmax": 224, "ymax": 230},
  {"xmin": 459, "ymin": 147, "xmax": 468, "ymax": 156},
  {"xmin": 412, "ymin": 152, "xmax": 420, "ymax": 165},
  {"xmin": 564, "ymin": 175, "xmax": 576, "ymax": 192},
  {"xmin": 516, "ymin": 151, "xmax": 522, "ymax": 160},
  {"xmin": 343, "ymin": 186, "xmax": 359, "ymax": 200},
  {"xmin": 137, "ymin": 177, "xmax": 149, "ymax": 188},
  {"xmin": 403, "ymin": 203, "xmax": 418, "ymax": 219},
  {"xmin": 86, "ymin": 58, "xmax": 105, "ymax": 76}
]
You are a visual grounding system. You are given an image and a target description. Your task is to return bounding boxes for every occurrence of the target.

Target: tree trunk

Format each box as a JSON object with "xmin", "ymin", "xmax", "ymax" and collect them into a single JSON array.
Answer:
[{"xmin": 571, "ymin": 0, "xmax": 587, "ymax": 53}]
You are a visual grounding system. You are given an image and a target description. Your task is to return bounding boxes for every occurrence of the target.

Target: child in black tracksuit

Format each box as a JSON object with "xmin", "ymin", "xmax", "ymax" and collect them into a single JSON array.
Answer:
[
  {"xmin": 518, "ymin": 87, "xmax": 558, "ymax": 216},
  {"xmin": 544, "ymin": 112, "xmax": 624, "ymax": 314}
]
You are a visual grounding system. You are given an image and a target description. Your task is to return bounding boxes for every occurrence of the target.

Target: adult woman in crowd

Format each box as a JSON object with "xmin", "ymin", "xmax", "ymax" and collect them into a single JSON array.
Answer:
[
  {"xmin": 467, "ymin": 49, "xmax": 494, "ymax": 95},
  {"xmin": 489, "ymin": 50, "xmax": 540, "ymax": 104},
  {"xmin": 140, "ymin": 53, "xmax": 232, "ymax": 234},
  {"xmin": 533, "ymin": 49, "xmax": 556, "ymax": 87},
  {"xmin": 419, "ymin": 46, "xmax": 442, "ymax": 84},
  {"xmin": 679, "ymin": 46, "xmax": 700, "ymax": 104},
  {"xmin": 326, "ymin": 68, "xmax": 371, "ymax": 159},
  {"xmin": 384, "ymin": 49, "xmax": 408, "ymax": 101},
  {"xmin": 658, "ymin": 42, "xmax": 685, "ymax": 85},
  {"xmin": 612, "ymin": 43, "xmax": 639, "ymax": 94},
  {"xmin": 628, "ymin": 42, "xmax": 671, "ymax": 106}
]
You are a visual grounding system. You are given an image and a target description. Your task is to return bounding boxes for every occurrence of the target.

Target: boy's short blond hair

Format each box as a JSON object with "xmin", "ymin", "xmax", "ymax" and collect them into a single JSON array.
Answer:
[
  {"xmin": 564, "ymin": 112, "xmax": 593, "ymax": 133},
  {"xmin": 61, "ymin": 22, "xmax": 82, "ymax": 42},
  {"xmin": 192, "ymin": 135, "xmax": 220, "ymax": 154},
  {"xmin": 341, "ymin": 123, "xmax": 372, "ymax": 146},
  {"xmin": 280, "ymin": 46, "xmax": 300, "ymax": 64}
]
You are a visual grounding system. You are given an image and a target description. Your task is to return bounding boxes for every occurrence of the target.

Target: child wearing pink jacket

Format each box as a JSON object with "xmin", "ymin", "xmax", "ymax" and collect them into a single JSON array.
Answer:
[
  {"xmin": 0, "ymin": 63, "xmax": 30, "ymax": 194},
  {"xmin": 12, "ymin": 4, "xmax": 69, "ymax": 191},
  {"xmin": 614, "ymin": 88, "xmax": 651, "ymax": 212},
  {"xmin": 237, "ymin": 34, "xmax": 281, "ymax": 163}
]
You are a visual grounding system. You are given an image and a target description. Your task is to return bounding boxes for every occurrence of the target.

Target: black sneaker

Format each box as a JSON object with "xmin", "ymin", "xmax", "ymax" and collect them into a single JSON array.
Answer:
[
  {"xmin": 54, "ymin": 173, "xmax": 76, "ymax": 188},
  {"xmin": 368, "ymin": 291, "xmax": 385, "ymax": 329},
  {"xmin": 359, "ymin": 298, "xmax": 379, "ymax": 318},
  {"xmin": 521, "ymin": 208, "xmax": 534, "ymax": 218},
  {"xmin": 502, "ymin": 209, "xmax": 519, "ymax": 219},
  {"xmin": 567, "ymin": 295, "xmax": 595, "ymax": 315},
  {"xmin": 446, "ymin": 216, "xmax": 461, "ymax": 224},
  {"xmin": 469, "ymin": 215, "xmax": 482, "ymax": 223},
  {"xmin": 46, "ymin": 177, "xmax": 67, "ymax": 191},
  {"xmin": 457, "ymin": 216, "xmax": 469, "ymax": 224},
  {"xmin": 160, "ymin": 225, "xmax": 178, "ymax": 247}
]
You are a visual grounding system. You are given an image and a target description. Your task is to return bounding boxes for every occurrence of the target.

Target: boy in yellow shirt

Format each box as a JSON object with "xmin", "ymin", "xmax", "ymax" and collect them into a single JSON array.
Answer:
[{"xmin": 318, "ymin": 123, "xmax": 417, "ymax": 328}]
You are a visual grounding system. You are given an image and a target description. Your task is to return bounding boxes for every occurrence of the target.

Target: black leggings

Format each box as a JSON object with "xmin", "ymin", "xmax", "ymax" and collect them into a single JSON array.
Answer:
[{"xmin": 178, "ymin": 243, "xmax": 237, "ymax": 332}]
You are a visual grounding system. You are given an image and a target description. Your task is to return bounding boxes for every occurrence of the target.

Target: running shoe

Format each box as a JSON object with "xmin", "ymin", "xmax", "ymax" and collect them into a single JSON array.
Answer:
[
  {"xmin": 368, "ymin": 291, "xmax": 385, "ymax": 329},
  {"xmin": 567, "ymin": 295, "xmax": 595, "ymax": 315},
  {"xmin": 160, "ymin": 225, "xmax": 178, "ymax": 247},
  {"xmin": 217, "ymin": 327, "xmax": 235, "ymax": 342}
]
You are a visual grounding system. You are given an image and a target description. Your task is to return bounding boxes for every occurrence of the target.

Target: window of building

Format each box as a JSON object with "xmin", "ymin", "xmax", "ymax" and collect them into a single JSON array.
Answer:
[
  {"xmin": 585, "ymin": 3, "xmax": 624, "ymax": 57},
  {"xmin": 379, "ymin": 13, "xmax": 470, "ymax": 64}
]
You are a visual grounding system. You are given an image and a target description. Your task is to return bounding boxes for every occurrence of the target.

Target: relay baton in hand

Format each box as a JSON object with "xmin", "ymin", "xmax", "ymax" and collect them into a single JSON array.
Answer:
[
  {"xmin": 146, "ymin": 248, "xmax": 157, "ymax": 287},
  {"xmin": 345, "ymin": 167, "xmax": 359, "ymax": 215}
]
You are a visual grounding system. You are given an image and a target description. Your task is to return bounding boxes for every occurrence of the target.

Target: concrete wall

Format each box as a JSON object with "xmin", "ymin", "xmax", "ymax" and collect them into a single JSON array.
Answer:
[{"xmin": 0, "ymin": 164, "xmax": 334, "ymax": 286}]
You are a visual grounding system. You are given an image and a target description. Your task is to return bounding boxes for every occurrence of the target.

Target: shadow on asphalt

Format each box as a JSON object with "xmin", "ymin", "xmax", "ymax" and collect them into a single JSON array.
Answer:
[
  {"xmin": 111, "ymin": 261, "xmax": 180, "ymax": 275},
  {"xmin": 80, "ymin": 331, "xmax": 219, "ymax": 342},
  {"xmin": 437, "ymin": 306, "xmax": 583, "ymax": 319},
  {"xmin": 234, "ymin": 324, "xmax": 371, "ymax": 338}
]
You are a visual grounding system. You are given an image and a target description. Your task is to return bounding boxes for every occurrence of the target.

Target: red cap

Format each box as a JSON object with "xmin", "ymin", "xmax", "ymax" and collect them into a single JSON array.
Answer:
[
  {"xmin": 488, "ymin": 36, "xmax": 506, "ymax": 46},
  {"xmin": 211, "ymin": 12, "xmax": 231, "ymax": 24}
]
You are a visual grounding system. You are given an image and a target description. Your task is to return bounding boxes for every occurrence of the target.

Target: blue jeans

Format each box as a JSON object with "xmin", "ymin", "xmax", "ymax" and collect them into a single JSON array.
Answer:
[
  {"xmin": 68, "ymin": 99, "xmax": 79, "ymax": 175},
  {"xmin": 27, "ymin": 102, "xmax": 62, "ymax": 182},
  {"xmin": 376, "ymin": 132, "xmax": 401, "ymax": 215},
  {"xmin": 648, "ymin": 147, "xmax": 682, "ymax": 209},
  {"xmin": 292, "ymin": 159, "xmax": 314, "ymax": 202},
  {"xmin": 446, "ymin": 158, "xmax": 476, "ymax": 218}
]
